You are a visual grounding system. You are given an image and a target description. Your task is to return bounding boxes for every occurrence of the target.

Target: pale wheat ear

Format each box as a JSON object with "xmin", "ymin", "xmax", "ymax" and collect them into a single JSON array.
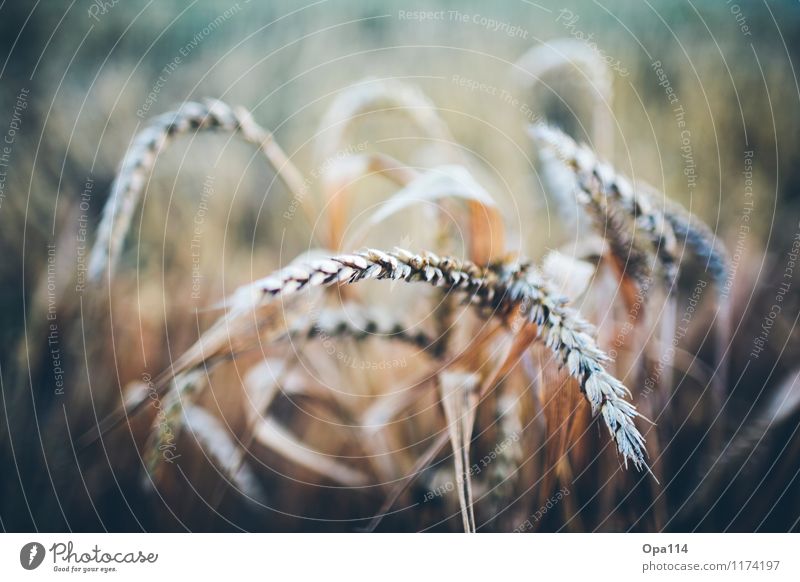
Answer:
[
  {"xmin": 173, "ymin": 404, "xmax": 268, "ymax": 503},
  {"xmin": 141, "ymin": 371, "xmax": 268, "ymax": 504},
  {"xmin": 142, "ymin": 370, "xmax": 204, "ymax": 477},
  {"xmin": 87, "ymin": 99, "xmax": 309, "ymax": 282}
]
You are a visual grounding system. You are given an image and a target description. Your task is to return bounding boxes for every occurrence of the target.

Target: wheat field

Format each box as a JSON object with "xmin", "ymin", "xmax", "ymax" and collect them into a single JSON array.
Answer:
[{"xmin": 1, "ymin": 0, "xmax": 799, "ymax": 534}]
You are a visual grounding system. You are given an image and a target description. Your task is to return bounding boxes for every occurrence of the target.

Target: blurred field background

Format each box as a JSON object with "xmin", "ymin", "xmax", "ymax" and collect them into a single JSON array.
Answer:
[{"xmin": 1, "ymin": 0, "xmax": 799, "ymax": 532}]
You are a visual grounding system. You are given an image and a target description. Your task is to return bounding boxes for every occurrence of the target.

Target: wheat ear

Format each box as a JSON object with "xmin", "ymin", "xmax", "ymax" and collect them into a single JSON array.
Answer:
[
  {"xmin": 88, "ymin": 99, "xmax": 307, "ymax": 281},
  {"xmin": 531, "ymin": 123, "xmax": 678, "ymax": 287},
  {"xmin": 533, "ymin": 123, "xmax": 730, "ymax": 290},
  {"xmin": 284, "ymin": 307, "xmax": 437, "ymax": 354},
  {"xmin": 662, "ymin": 199, "xmax": 729, "ymax": 290},
  {"xmin": 224, "ymin": 248, "xmax": 647, "ymax": 470}
]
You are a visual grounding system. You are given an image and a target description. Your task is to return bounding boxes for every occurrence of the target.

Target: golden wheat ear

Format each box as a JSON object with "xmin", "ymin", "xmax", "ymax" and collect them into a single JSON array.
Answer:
[{"xmin": 87, "ymin": 99, "xmax": 308, "ymax": 282}]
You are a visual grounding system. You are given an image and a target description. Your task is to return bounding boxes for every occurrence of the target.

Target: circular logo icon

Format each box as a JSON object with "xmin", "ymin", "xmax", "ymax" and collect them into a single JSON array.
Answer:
[{"xmin": 20, "ymin": 542, "xmax": 46, "ymax": 570}]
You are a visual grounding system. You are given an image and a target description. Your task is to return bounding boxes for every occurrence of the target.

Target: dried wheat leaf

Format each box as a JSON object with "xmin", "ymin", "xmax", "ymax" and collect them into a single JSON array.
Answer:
[
  {"xmin": 345, "ymin": 165, "xmax": 504, "ymax": 265},
  {"xmin": 361, "ymin": 386, "xmax": 428, "ymax": 431},
  {"xmin": 532, "ymin": 344, "xmax": 584, "ymax": 501},
  {"xmin": 322, "ymin": 153, "xmax": 419, "ymax": 250},
  {"xmin": 438, "ymin": 371, "xmax": 480, "ymax": 532}
]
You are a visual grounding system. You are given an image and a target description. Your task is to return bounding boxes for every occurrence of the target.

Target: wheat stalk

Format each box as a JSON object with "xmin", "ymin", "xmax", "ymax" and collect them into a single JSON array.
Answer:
[
  {"xmin": 438, "ymin": 371, "xmax": 480, "ymax": 532},
  {"xmin": 88, "ymin": 99, "xmax": 308, "ymax": 281}
]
